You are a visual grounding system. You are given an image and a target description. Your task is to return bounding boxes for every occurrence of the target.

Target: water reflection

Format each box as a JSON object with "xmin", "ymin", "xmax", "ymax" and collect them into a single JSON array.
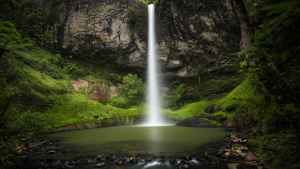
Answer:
[{"xmin": 41, "ymin": 126, "xmax": 229, "ymax": 159}]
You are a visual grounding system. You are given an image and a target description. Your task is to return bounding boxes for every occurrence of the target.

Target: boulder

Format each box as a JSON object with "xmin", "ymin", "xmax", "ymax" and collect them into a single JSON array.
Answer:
[
  {"xmin": 225, "ymin": 104, "xmax": 236, "ymax": 111},
  {"xmin": 244, "ymin": 152, "xmax": 256, "ymax": 161},
  {"xmin": 215, "ymin": 115, "xmax": 224, "ymax": 122},
  {"xmin": 222, "ymin": 119, "xmax": 236, "ymax": 127},
  {"xmin": 95, "ymin": 163, "xmax": 105, "ymax": 167},
  {"xmin": 205, "ymin": 104, "xmax": 216, "ymax": 114},
  {"xmin": 234, "ymin": 114, "xmax": 246, "ymax": 130},
  {"xmin": 227, "ymin": 163, "xmax": 241, "ymax": 169}
]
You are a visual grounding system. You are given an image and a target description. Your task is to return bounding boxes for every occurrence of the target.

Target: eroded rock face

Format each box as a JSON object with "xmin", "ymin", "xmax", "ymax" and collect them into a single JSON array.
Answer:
[
  {"xmin": 71, "ymin": 79, "xmax": 122, "ymax": 102},
  {"xmin": 54, "ymin": 0, "xmax": 242, "ymax": 99}
]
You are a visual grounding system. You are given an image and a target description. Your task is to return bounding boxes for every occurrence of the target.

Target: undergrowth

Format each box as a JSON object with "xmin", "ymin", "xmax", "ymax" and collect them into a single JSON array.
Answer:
[
  {"xmin": 163, "ymin": 96, "xmax": 226, "ymax": 120},
  {"xmin": 43, "ymin": 91, "xmax": 145, "ymax": 130}
]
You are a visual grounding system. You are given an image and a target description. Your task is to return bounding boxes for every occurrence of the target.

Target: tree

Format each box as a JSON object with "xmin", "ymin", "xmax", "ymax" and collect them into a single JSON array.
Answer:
[
  {"xmin": 229, "ymin": 0, "xmax": 253, "ymax": 51},
  {"xmin": 239, "ymin": 0, "xmax": 300, "ymax": 161},
  {"xmin": 0, "ymin": 21, "xmax": 33, "ymax": 67},
  {"xmin": 123, "ymin": 73, "xmax": 145, "ymax": 101}
]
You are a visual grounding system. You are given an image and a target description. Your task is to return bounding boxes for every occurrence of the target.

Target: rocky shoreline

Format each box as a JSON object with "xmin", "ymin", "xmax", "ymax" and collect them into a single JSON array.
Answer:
[{"xmin": 15, "ymin": 128, "xmax": 267, "ymax": 169}]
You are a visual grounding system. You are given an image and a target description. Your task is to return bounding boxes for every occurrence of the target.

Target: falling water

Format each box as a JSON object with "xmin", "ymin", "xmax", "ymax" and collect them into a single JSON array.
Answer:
[{"xmin": 143, "ymin": 4, "xmax": 167, "ymax": 126}]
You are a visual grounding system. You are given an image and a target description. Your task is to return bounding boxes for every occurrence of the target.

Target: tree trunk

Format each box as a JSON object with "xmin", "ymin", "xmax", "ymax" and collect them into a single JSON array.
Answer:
[
  {"xmin": 293, "ymin": 124, "xmax": 300, "ymax": 161},
  {"xmin": 0, "ymin": 48, "xmax": 4, "ymax": 67},
  {"xmin": 230, "ymin": 0, "xmax": 253, "ymax": 51}
]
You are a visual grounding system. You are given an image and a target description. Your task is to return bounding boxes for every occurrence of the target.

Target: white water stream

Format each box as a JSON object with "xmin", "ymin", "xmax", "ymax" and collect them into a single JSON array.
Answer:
[{"xmin": 143, "ymin": 4, "xmax": 168, "ymax": 126}]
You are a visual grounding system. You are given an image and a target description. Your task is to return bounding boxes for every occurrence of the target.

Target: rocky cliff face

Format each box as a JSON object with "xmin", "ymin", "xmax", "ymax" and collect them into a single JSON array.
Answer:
[
  {"xmin": 55, "ymin": 0, "xmax": 243, "ymax": 101},
  {"xmin": 71, "ymin": 79, "xmax": 123, "ymax": 102}
]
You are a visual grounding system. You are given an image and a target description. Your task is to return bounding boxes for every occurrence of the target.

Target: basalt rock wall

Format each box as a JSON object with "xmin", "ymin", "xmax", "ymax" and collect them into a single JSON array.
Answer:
[{"xmin": 54, "ymin": 0, "xmax": 243, "ymax": 101}]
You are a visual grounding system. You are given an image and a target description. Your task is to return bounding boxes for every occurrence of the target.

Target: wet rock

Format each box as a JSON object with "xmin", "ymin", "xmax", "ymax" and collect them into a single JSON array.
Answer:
[
  {"xmin": 145, "ymin": 157, "xmax": 153, "ymax": 161},
  {"xmin": 176, "ymin": 118, "xmax": 214, "ymax": 127},
  {"xmin": 178, "ymin": 164, "xmax": 190, "ymax": 169},
  {"xmin": 112, "ymin": 155, "xmax": 118, "ymax": 160},
  {"xmin": 226, "ymin": 143, "xmax": 232, "ymax": 148},
  {"xmin": 185, "ymin": 155, "xmax": 192, "ymax": 161},
  {"xmin": 204, "ymin": 152, "xmax": 209, "ymax": 157},
  {"xmin": 95, "ymin": 163, "xmax": 105, "ymax": 167},
  {"xmin": 225, "ymin": 152, "xmax": 231, "ymax": 158},
  {"xmin": 126, "ymin": 157, "xmax": 130, "ymax": 163},
  {"xmin": 225, "ymin": 104, "xmax": 236, "ymax": 111},
  {"xmin": 245, "ymin": 161, "xmax": 258, "ymax": 166},
  {"xmin": 20, "ymin": 155, "xmax": 28, "ymax": 160},
  {"xmin": 199, "ymin": 114, "xmax": 206, "ymax": 118},
  {"xmin": 227, "ymin": 163, "xmax": 241, "ymax": 169},
  {"xmin": 244, "ymin": 152, "xmax": 256, "ymax": 161},
  {"xmin": 47, "ymin": 150, "xmax": 56, "ymax": 154},
  {"xmin": 159, "ymin": 156, "xmax": 165, "ymax": 161},
  {"xmin": 170, "ymin": 158, "xmax": 176, "ymax": 164},
  {"xmin": 205, "ymin": 104, "xmax": 215, "ymax": 114},
  {"xmin": 222, "ymin": 119, "xmax": 236, "ymax": 127},
  {"xmin": 88, "ymin": 159, "xmax": 95, "ymax": 163},
  {"xmin": 117, "ymin": 160, "xmax": 123, "ymax": 165},
  {"xmin": 224, "ymin": 128, "xmax": 234, "ymax": 132},
  {"xmin": 235, "ymin": 114, "xmax": 246, "ymax": 130}
]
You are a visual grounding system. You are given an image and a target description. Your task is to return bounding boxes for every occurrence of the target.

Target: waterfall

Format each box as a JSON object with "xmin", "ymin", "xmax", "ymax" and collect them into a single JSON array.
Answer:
[{"xmin": 143, "ymin": 4, "xmax": 167, "ymax": 126}]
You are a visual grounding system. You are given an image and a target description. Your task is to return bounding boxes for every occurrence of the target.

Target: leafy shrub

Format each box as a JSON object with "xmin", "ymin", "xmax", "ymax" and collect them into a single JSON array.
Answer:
[
  {"xmin": 125, "ymin": 5, "xmax": 138, "ymax": 22},
  {"xmin": 162, "ymin": 83, "xmax": 187, "ymax": 108},
  {"xmin": 123, "ymin": 73, "xmax": 145, "ymax": 103}
]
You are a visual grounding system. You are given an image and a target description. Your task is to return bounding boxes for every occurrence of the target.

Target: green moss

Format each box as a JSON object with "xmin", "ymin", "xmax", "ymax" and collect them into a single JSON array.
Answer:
[
  {"xmin": 163, "ymin": 95, "xmax": 226, "ymax": 120},
  {"xmin": 210, "ymin": 79, "xmax": 256, "ymax": 119},
  {"xmin": 87, "ymin": 84, "xmax": 94, "ymax": 94},
  {"xmin": 108, "ymin": 93, "xmax": 139, "ymax": 108},
  {"xmin": 80, "ymin": 87, "xmax": 85, "ymax": 94},
  {"xmin": 15, "ymin": 61, "xmax": 70, "ymax": 93},
  {"xmin": 82, "ymin": 75, "xmax": 112, "ymax": 85},
  {"xmin": 43, "ymin": 91, "xmax": 145, "ymax": 129}
]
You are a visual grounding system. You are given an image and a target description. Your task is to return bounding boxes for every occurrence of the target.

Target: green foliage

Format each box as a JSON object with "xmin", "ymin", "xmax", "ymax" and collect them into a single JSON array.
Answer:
[
  {"xmin": 108, "ymin": 92, "xmax": 139, "ymax": 108},
  {"xmin": 163, "ymin": 95, "xmax": 226, "ymax": 120},
  {"xmin": 237, "ymin": 0, "xmax": 300, "ymax": 134},
  {"xmin": 0, "ymin": 137, "xmax": 22, "ymax": 169},
  {"xmin": 80, "ymin": 87, "xmax": 85, "ymax": 94},
  {"xmin": 43, "ymin": 91, "xmax": 145, "ymax": 128},
  {"xmin": 0, "ymin": 21, "xmax": 34, "ymax": 62},
  {"xmin": 123, "ymin": 73, "xmax": 145, "ymax": 102},
  {"xmin": 125, "ymin": 5, "xmax": 139, "ymax": 22},
  {"xmin": 162, "ymin": 83, "xmax": 187, "ymax": 108},
  {"xmin": 0, "ymin": 21, "xmax": 21, "ymax": 44},
  {"xmin": 87, "ymin": 84, "xmax": 94, "ymax": 94},
  {"xmin": 212, "ymin": 79, "xmax": 257, "ymax": 120},
  {"xmin": 0, "ymin": 0, "xmax": 57, "ymax": 49}
]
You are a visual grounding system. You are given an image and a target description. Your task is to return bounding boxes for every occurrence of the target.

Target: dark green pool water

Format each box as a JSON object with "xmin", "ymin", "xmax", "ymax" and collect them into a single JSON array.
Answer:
[{"xmin": 42, "ymin": 126, "xmax": 229, "ymax": 159}]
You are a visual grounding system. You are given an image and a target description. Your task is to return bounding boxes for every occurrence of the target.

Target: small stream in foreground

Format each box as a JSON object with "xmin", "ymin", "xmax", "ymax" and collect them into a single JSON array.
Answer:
[{"xmin": 24, "ymin": 126, "xmax": 236, "ymax": 169}]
